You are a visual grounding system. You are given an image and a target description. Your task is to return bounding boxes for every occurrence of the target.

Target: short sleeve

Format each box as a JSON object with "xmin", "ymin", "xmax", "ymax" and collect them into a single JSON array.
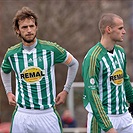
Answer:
[
  {"xmin": 53, "ymin": 43, "xmax": 67, "ymax": 64},
  {"xmin": 1, "ymin": 52, "xmax": 12, "ymax": 73}
]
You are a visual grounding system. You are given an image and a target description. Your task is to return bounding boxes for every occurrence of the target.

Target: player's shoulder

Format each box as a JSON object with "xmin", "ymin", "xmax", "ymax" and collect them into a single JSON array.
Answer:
[
  {"xmin": 38, "ymin": 39, "xmax": 65, "ymax": 53},
  {"xmin": 38, "ymin": 39, "xmax": 56, "ymax": 45},
  {"xmin": 115, "ymin": 44, "xmax": 125, "ymax": 53},
  {"xmin": 8, "ymin": 43, "xmax": 21, "ymax": 50},
  {"xmin": 6, "ymin": 43, "xmax": 22, "ymax": 55},
  {"xmin": 84, "ymin": 42, "xmax": 103, "ymax": 60}
]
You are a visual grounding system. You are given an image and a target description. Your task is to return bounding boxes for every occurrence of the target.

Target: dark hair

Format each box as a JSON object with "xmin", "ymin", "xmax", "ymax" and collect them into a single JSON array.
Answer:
[{"xmin": 13, "ymin": 7, "xmax": 38, "ymax": 36}]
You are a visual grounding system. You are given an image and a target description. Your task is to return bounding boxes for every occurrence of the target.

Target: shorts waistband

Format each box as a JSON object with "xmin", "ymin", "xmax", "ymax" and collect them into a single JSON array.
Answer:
[
  {"xmin": 107, "ymin": 111, "xmax": 129, "ymax": 117},
  {"xmin": 17, "ymin": 106, "xmax": 54, "ymax": 114},
  {"xmin": 89, "ymin": 111, "xmax": 129, "ymax": 117}
]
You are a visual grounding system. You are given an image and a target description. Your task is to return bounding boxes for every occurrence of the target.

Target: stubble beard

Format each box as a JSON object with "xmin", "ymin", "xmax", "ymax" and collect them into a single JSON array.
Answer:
[{"xmin": 21, "ymin": 34, "xmax": 36, "ymax": 44}]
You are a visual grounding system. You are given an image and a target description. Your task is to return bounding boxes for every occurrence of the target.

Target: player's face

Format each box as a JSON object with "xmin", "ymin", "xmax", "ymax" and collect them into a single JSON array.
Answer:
[
  {"xmin": 110, "ymin": 18, "xmax": 126, "ymax": 42},
  {"xmin": 17, "ymin": 18, "xmax": 37, "ymax": 43}
]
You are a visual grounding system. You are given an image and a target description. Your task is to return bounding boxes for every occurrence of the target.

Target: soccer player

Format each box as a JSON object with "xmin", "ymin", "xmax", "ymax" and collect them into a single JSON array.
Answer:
[
  {"xmin": 82, "ymin": 13, "xmax": 133, "ymax": 133},
  {"xmin": 0, "ymin": 7, "xmax": 79, "ymax": 133}
]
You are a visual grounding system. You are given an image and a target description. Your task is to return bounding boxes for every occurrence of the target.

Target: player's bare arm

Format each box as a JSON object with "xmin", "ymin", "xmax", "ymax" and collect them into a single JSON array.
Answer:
[
  {"xmin": 106, "ymin": 128, "xmax": 118, "ymax": 133},
  {"xmin": 7, "ymin": 92, "xmax": 16, "ymax": 106}
]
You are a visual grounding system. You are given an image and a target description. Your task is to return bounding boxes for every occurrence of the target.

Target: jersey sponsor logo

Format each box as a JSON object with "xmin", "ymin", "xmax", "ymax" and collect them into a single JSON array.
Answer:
[
  {"xmin": 20, "ymin": 66, "xmax": 45, "ymax": 84},
  {"xmin": 110, "ymin": 68, "xmax": 123, "ymax": 86}
]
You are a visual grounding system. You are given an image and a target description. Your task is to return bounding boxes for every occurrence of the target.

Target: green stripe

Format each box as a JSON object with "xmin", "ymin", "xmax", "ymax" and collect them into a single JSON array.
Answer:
[
  {"xmin": 8, "ymin": 43, "xmax": 21, "ymax": 50},
  {"xmin": 101, "ymin": 58, "xmax": 108, "ymax": 114},
  {"xmin": 103, "ymin": 55, "xmax": 114, "ymax": 114},
  {"xmin": 111, "ymin": 85, "xmax": 117, "ymax": 114},
  {"xmin": 21, "ymin": 52, "xmax": 31, "ymax": 108},
  {"xmin": 39, "ymin": 39, "xmax": 64, "ymax": 53},
  {"xmin": 53, "ymin": 106, "xmax": 63, "ymax": 133},
  {"xmin": 16, "ymin": 53, "xmax": 23, "ymax": 106},
  {"xmin": 47, "ymin": 51, "xmax": 54, "ymax": 105},
  {"xmin": 89, "ymin": 46, "xmax": 102, "ymax": 77},
  {"xmin": 29, "ymin": 53, "xmax": 39, "ymax": 109},
  {"xmin": 118, "ymin": 86, "xmax": 122, "ymax": 113},
  {"xmin": 14, "ymin": 52, "xmax": 21, "ymax": 106},
  {"xmin": 10, "ymin": 106, "xmax": 18, "ymax": 133},
  {"xmin": 39, "ymin": 50, "xmax": 47, "ymax": 108},
  {"xmin": 92, "ymin": 90, "xmax": 112, "ymax": 128},
  {"xmin": 91, "ymin": 116, "xmax": 101, "ymax": 133}
]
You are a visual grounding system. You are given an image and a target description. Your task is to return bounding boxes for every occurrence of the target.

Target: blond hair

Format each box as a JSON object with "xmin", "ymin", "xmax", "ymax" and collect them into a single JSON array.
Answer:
[{"xmin": 99, "ymin": 13, "xmax": 122, "ymax": 34}]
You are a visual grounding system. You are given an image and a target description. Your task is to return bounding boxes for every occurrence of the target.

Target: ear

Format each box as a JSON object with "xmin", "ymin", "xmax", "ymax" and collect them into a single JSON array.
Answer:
[
  {"xmin": 36, "ymin": 26, "xmax": 38, "ymax": 31},
  {"xmin": 16, "ymin": 29, "xmax": 20, "ymax": 35},
  {"xmin": 106, "ymin": 26, "xmax": 112, "ymax": 33}
]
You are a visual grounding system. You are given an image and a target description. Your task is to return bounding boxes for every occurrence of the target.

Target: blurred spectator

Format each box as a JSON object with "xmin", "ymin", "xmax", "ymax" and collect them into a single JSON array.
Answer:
[
  {"xmin": 0, "ymin": 112, "xmax": 1, "ymax": 123},
  {"xmin": 0, "ymin": 122, "xmax": 11, "ymax": 133},
  {"xmin": 61, "ymin": 109, "xmax": 77, "ymax": 128}
]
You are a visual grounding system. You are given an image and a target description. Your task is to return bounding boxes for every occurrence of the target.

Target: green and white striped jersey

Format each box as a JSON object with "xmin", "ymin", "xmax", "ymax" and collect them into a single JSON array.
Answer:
[
  {"xmin": 82, "ymin": 42, "xmax": 133, "ymax": 131},
  {"xmin": 1, "ymin": 39, "xmax": 67, "ymax": 110}
]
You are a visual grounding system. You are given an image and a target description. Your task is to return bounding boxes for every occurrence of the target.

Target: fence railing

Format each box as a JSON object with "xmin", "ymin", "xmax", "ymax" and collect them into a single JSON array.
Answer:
[{"xmin": 63, "ymin": 127, "xmax": 87, "ymax": 133}]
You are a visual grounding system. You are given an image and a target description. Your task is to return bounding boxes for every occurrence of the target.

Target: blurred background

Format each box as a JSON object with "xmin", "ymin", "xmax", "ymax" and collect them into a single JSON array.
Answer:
[{"xmin": 0, "ymin": 0, "xmax": 133, "ymax": 131}]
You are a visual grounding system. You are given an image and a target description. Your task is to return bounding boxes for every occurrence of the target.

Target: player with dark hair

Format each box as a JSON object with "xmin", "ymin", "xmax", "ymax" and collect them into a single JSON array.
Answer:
[
  {"xmin": 82, "ymin": 13, "xmax": 133, "ymax": 133},
  {"xmin": 1, "ymin": 7, "xmax": 79, "ymax": 133}
]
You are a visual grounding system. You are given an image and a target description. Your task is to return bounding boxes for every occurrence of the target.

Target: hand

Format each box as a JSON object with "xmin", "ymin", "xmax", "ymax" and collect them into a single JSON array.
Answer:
[
  {"xmin": 55, "ymin": 90, "xmax": 68, "ymax": 105},
  {"xmin": 106, "ymin": 128, "xmax": 117, "ymax": 133},
  {"xmin": 7, "ymin": 92, "xmax": 16, "ymax": 106}
]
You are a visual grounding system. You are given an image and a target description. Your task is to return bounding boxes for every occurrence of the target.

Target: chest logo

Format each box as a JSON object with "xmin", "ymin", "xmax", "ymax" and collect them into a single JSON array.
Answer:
[
  {"xmin": 110, "ymin": 68, "xmax": 123, "ymax": 86},
  {"xmin": 20, "ymin": 66, "xmax": 45, "ymax": 84}
]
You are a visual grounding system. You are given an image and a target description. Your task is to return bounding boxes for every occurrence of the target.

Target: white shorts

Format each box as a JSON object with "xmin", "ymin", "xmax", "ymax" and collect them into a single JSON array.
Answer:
[
  {"xmin": 11, "ymin": 106, "xmax": 62, "ymax": 133},
  {"xmin": 87, "ymin": 111, "xmax": 133, "ymax": 133}
]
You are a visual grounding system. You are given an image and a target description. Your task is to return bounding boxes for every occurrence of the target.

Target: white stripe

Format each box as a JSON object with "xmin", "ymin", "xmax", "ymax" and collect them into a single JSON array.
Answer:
[
  {"xmin": 102, "ymin": 57, "xmax": 111, "ymax": 114},
  {"xmin": 107, "ymin": 53, "xmax": 116, "ymax": 69},
  {"xmin": 99, "ymin": 61, "xmax": 103, "ymax": 101},
  {"xmin": 121, "ymin": 85, "xmax": 127, "ymax": 113},
  {"xmin": 33, "ymin": 49, "xmax": 43, "ymax": 109},
  {"xmin": 13, "ymin": 53, "xmax": 25, "ymax": 105},
  {"xmin": 115, "ymin": 85, "xmax": 119, "ymax": 114},
  {"xmin": 8, "ymin": 57, "xmax": 15, "ymax": 71},
  {"xmin": 114, "ymin": 50, "xmax": 122, "ymax": 68},
  {"xmin": 51, "ymin": 52, "xmax": 56, "ymax": 100},
  {"xmin": 114, "ymin": 50, "xmax": 123, "ymax": 114},
  {"xmin": 22, "ymin": 50, "xmax": 33, "ymax": 108},
  {"xmin": 87, "ymin": 113, "xmax": 93, "ymax": 133},
  {"xmin": 116, "ymin": 50, "xmax": 127, "ymax": 113},
  {"xmin": 118, "ymin": 50, "xmax": 124, "ymax": 65},
  {"xmin": 108, "ymin": 51, "xmax": 119, "ymax": 114},
  {"xmin": 43, "ymin": 50, "xmax": 51, "ymax": 107}
]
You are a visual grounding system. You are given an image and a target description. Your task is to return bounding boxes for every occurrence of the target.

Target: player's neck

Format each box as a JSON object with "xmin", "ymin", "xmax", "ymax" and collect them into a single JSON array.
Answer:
[
  {"xmin": 22, "ymin": 38, "xmax": 37, "ymax": 47},
  {"xmin": 100, "ymin": 36, "xmax": 115, "ymax": 51}
]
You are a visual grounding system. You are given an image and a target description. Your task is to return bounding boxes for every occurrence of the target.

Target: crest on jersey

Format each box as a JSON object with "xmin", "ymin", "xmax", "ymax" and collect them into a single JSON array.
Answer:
[
  {"xmin": 20, "ymin": 66, "xmax": 45, "ymax": 84},
  {"xmin": 110, "ymin": 68, "xmax": 123, "ymax": 86},
  {"xmin": 90, "ymin": 78, "xmax": 95, "ymax": 85}
]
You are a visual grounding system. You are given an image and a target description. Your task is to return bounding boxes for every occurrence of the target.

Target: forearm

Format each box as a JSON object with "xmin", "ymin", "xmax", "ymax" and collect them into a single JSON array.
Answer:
[
  {"xmin": 126, "ymin": 86, "xmax": 133, "ymax": 103},
  {"xmin": 1, "ymin": 69, "xmax": 12, "ymax": 94},
  {"xmin": 124, "ymin": 78, "xmax": 133, "ymax": 103},
  {"xmin": 88, "ymin": 89, "xmax": 113, "ymax": 132},
  {"xmin": 63, "ymin": 54, "xmax": 79, "ymax": 93}
]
